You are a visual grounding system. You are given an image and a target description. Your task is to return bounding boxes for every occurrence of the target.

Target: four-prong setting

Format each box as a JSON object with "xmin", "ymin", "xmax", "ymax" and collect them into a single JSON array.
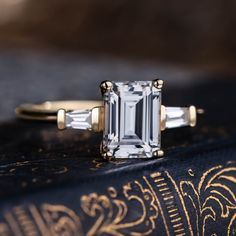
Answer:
[{"xmin": 102, "ymin": 81, "xmax": 163, "ymax": 158}]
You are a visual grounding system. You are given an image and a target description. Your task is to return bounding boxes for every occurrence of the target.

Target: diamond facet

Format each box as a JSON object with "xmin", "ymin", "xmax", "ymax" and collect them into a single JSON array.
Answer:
[
  {"xmin": 165, "ymin": 107, "xmax": 190, "ymax": 128},
  {"xmin": 103, "ymin": 81, "xmax": 161, "ymax": 158},
  {"xmin": 66, "ymin": 110, "xmax": 92, "ymax": 130}
]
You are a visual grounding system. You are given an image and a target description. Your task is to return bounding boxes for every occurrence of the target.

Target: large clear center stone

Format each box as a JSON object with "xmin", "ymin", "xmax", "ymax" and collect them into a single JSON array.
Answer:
[{"xmin": 103, "ymin": 81, "xmax": 161, "ymax": 158}]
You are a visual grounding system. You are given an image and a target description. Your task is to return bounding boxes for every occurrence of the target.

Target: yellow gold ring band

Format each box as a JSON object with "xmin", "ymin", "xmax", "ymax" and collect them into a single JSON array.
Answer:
[{"xmin": 15, "ymin": 101, "xmax": 103, "ymax": 121}]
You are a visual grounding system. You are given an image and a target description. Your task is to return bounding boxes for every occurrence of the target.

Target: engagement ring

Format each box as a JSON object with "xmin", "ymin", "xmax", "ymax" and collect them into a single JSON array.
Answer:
[{"xmin": 16, "ymin": 80, "xmax": 203, "ymax": 159}]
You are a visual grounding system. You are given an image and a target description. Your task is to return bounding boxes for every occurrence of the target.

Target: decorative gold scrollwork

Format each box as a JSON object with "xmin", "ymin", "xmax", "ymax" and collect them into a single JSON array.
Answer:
[
  {"xmin": 0, "ymin": 164, "xmax": 235, "ymax": 236},
  {"xmin": 80, "ymin": 180, "xmax": 158, "ymax": 236},
  {"xmin": 42, "ymin": 204, "xmax": 83, "ymax": 236},
  {"xmin": 180, "ymin": 165, "xmax": 236, "ymax": 236}
]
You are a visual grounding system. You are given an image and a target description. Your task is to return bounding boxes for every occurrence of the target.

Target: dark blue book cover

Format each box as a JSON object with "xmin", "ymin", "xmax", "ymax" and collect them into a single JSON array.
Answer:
[{"xmin": 0, "ymin": 78, "xmax": 235, "ymax": 235}]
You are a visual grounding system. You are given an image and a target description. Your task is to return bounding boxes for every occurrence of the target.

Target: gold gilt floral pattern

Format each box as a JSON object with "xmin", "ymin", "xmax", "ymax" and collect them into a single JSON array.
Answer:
[
  {"xmin": 0, "ymin": 164, "xmax": 235, "ymax": 235},
  {"xmin": 179, "ymin": 165, "xmax": 236, "ymax": 236}
]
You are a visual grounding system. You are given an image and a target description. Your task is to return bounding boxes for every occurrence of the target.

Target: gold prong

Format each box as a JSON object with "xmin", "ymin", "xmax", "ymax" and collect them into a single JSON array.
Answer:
[
  {"xmin": 161, "ymin": 105, "xmax": 166, "ymax": 131},
  {"xmin": 57, "ymin": 109, "xmax": 66, "ymax": 130},
  {"xmin": 101, "ymin": 149, "xmax": 113, "ymax": 160},
  {"xmin": 102, "ymin": 151, "xmax": 113, "ymax": 160},
  {"xmin": 100, "ymin": 80, "xmax": 113, "ymax": 95},
  {"xmin": 100, "ymin": 143, "xmax": 113, "ymax": 160},
  {"xmin": 153, "ymin": 150, "xmax": 164, "ymax": 157},
  {"xmin": 153, "ymin": 79, "xmax": 164, "ymax": 89},
  {"xmin": 158, "ymin": 150, "xmax": 164, "ymax": 156},
  {"xmin": 189, "ymin": 105, "xmax": 197, "ymax": 127}
]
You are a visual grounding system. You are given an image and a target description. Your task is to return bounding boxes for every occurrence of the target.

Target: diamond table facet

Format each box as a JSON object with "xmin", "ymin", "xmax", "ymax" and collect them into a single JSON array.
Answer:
[{"xmin": 103, "ymin": 81, "xmax": 161, "ymax": 158}]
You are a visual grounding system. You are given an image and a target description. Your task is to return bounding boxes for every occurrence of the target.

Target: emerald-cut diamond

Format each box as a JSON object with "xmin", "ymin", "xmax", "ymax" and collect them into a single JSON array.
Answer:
[{"xmin": 103, "ymin": 81, "xmax": 161, "ymax": 158}]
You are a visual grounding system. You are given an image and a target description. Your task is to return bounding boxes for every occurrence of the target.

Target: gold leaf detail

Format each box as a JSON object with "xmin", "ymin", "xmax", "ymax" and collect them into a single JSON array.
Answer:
[
  {"xmin": 81, "ymin": 180, "xmax": 158, "ymax": 236},
  {"xmin": 42, "ymin": 204, "xmax": 83, "ymax": 236},
  {"xmin": 180, "ymin": 165, "xmax": 236, "ymax": 236}
]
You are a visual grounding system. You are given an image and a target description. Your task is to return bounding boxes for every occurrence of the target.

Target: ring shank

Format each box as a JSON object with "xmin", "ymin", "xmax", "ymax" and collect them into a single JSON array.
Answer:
[{"xmin": 15, "ymin": 101, "xmax": 103, "ymax": 121}]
